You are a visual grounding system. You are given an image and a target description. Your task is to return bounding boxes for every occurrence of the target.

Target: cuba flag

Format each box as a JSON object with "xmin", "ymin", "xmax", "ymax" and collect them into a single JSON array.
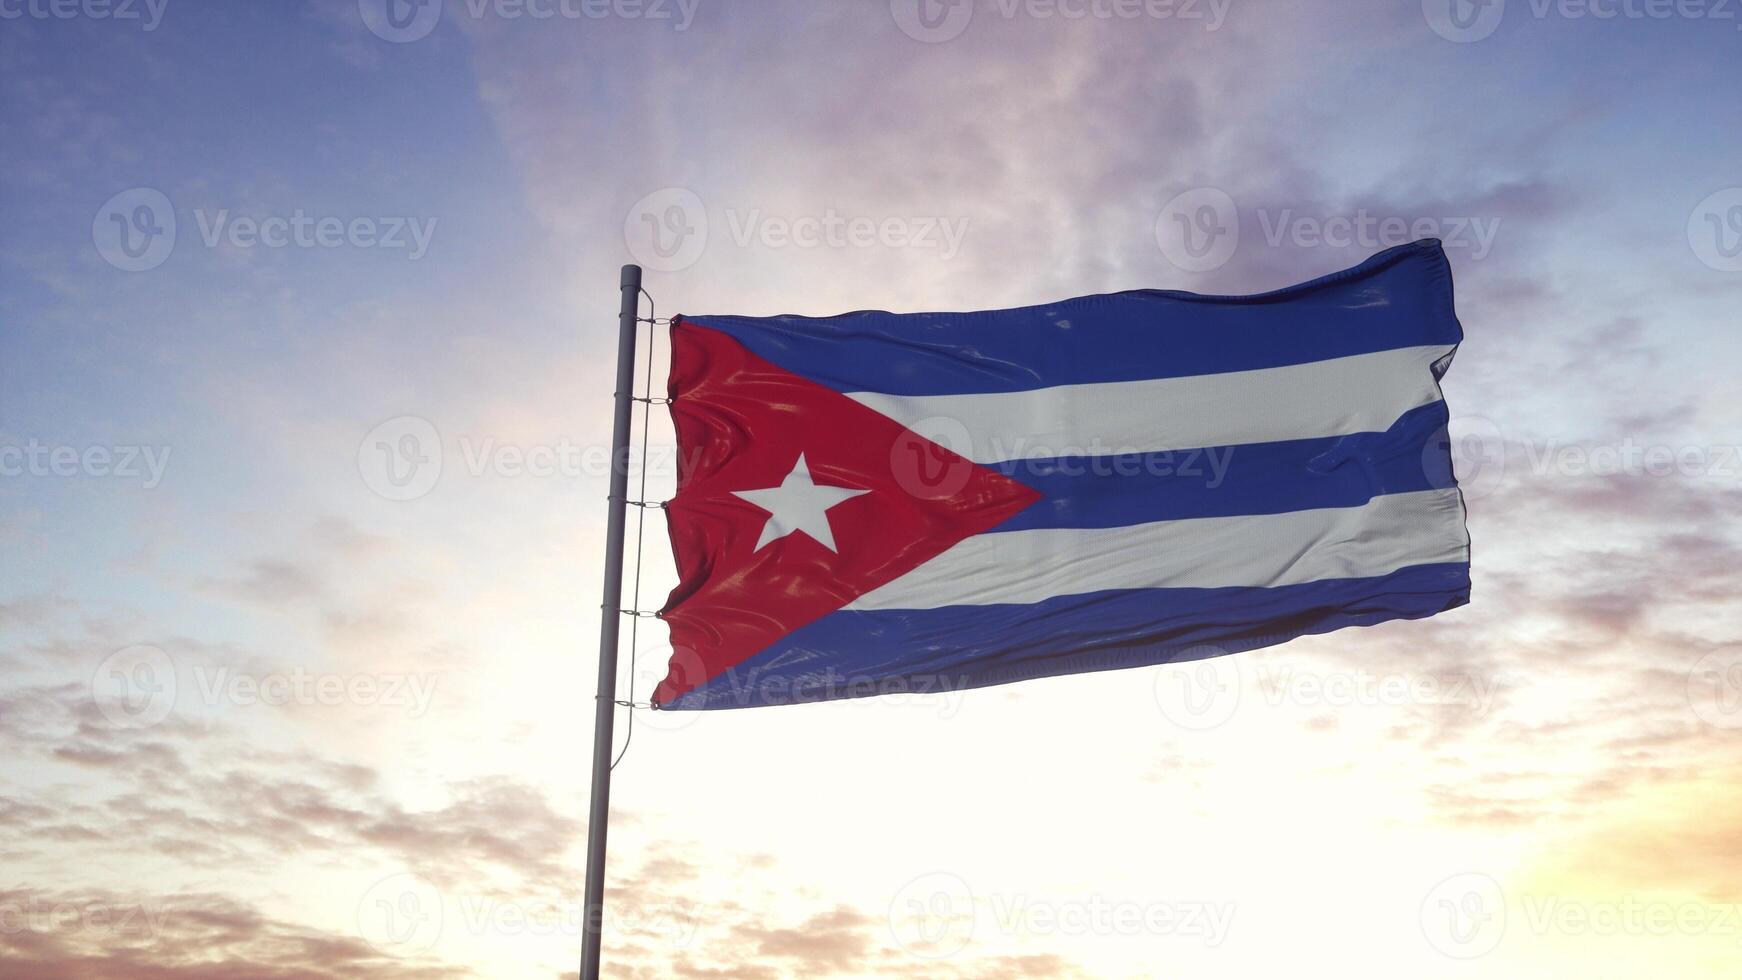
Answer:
[{"xmin": 652, "ymin": 240, "xmax": 1470, "ymax": 710}]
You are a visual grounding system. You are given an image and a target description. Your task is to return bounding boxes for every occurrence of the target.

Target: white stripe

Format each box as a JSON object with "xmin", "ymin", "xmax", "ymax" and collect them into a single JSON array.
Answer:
[
  {"xmin": 848, "ymin": 344, "xmax": 1455, "ymax": 463},
  {"xmin": 845, "ymin": 488, "xmax": 1468, "ymax": 610}
]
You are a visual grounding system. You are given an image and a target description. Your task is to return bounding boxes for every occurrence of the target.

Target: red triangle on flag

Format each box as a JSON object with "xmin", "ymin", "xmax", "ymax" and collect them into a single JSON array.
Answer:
[{"xmin": 654, "ymin": 320, "xmax": 1041, "ymax": 707}]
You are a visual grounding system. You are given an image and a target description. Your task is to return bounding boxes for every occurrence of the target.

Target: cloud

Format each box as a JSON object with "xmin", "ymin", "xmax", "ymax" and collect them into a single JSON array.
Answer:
[
  {"xmin": 741, "ymin": 905, "xmax": 875, "ymax": 973},
  {"xmin": 199, "ymin": 558, "xmax": 326, "ymax": 606},
  {"xmin": 0, "ymin": 683, "xmax": 579, "ymax": 890},
  {"xmin": 0, "ymin": 595, "xmax": 75, "ymax": 630},
  {"xmin": 0, "ymin": 887, "xmax": 468, "ymax": 980}
]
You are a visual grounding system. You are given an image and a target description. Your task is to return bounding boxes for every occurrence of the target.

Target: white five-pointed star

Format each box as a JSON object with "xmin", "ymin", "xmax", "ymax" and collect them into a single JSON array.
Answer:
[{"xmin": 732, "ymin": 453, "xmax": 869, "ymax": 553}]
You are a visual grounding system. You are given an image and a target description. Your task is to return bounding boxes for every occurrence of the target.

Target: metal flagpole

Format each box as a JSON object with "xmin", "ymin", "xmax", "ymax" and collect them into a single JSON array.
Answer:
[{"xmin": 580, "ymin": 263, "xmax": 643, "ymax": 980}]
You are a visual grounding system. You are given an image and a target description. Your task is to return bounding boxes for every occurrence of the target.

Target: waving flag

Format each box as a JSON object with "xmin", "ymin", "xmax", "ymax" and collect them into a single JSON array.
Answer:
[{"xmin": 653, "ymin": 240, "xmax": 1470, "ymax": 710}]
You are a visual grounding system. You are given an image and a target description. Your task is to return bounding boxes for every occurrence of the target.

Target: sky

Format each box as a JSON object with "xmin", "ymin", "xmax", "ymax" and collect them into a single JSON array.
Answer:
[{"xmin": 1, "ymin": 0, "xmax": 1741, "ymax": 977}]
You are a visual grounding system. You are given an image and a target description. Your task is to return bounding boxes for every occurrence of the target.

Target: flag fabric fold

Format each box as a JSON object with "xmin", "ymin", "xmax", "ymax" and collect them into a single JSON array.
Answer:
[{"xmin": 653, "ymin": 239, "xmax": 1471, "ymax": 710}]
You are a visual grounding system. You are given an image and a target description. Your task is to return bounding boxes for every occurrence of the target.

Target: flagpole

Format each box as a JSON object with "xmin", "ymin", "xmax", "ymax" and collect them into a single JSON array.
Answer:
[{"xmin": 580, "ymin": 263, "xmax": 642, "ymax": 980}]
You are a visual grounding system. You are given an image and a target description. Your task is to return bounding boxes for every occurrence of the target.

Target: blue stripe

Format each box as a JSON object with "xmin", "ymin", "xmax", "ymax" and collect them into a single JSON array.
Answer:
[
  {"xmin": 681, "ymin": 240, "xmax": 1462, "ymax": 397},
  {"xmin": 993, "ymin": 401, "xmax": 1455, "ymax": 531},
  {"xmin": 665, "ymin": 562, "xmax": 1470, "ymax": 710}
]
